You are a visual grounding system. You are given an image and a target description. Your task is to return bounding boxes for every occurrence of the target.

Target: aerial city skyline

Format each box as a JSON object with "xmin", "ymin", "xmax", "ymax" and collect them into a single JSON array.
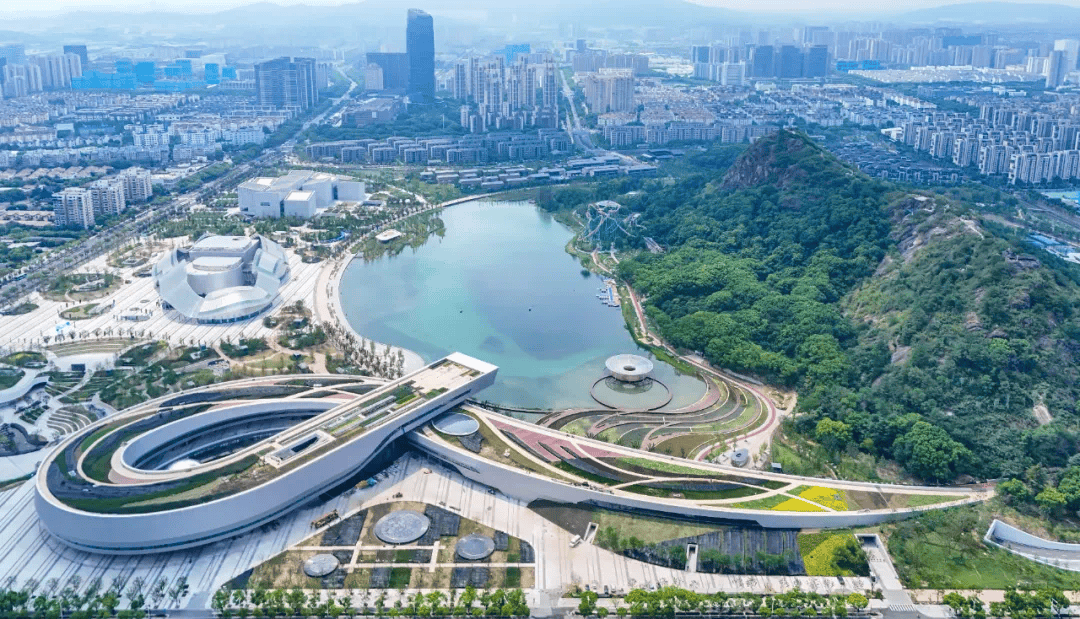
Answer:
[{"xmin": 0, "ymin": 1, "xmax": 1079, "ymax": 617}]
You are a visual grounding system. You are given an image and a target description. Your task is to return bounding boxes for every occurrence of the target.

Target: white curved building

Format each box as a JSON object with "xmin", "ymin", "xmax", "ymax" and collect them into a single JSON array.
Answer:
[
  {"xmin": 153, "ymin": 234, "xmax": 289, "ymax": 323},
  {"xmin": 34, "ymin": 353, "xmax": 499, "ymax": 554}
]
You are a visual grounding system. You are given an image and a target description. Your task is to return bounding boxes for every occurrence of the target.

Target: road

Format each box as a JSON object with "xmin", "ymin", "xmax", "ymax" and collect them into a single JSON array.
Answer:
[{"xmin": 559, "ymin": 68, "xmax": 597, "ymax": 153}]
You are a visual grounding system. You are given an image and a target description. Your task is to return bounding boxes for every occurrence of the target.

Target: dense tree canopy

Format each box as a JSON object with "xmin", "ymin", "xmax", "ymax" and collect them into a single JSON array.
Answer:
[{"xmin": 541, "ymin": 130, "xmax": 1080, "ymax": 481}]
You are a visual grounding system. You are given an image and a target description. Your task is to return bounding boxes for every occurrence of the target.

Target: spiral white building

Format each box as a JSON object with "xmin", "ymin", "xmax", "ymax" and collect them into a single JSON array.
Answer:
[{"xmin": 34, "ymin": 353, "xmax": 498, "ymax": 554}]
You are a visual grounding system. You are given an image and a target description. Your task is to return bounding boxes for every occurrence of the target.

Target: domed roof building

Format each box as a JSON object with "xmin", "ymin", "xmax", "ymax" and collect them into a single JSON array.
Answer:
[{"xmin": 153, "ymin": 234, "xmax": 289, "ymax": 323}]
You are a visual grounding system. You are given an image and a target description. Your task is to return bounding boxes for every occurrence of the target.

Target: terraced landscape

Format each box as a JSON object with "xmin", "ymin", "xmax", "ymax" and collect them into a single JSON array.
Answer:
[
  {"xmin": 538, "ymin": 372, "xmax": 771, "ymax": 461},
  {"xmin": 427, "ymin": 409, "xmax": 981, "ymax": 518},
  {"xmin": 44, "ymin": 406, "xmax": 100, "ymax": 435}
]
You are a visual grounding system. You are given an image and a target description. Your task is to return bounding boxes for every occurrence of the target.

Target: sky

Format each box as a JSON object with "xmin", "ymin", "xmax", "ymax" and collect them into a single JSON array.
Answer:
[{"xmin": 3, "ymin": 0, "xmax": 1080, "ymax": 16}]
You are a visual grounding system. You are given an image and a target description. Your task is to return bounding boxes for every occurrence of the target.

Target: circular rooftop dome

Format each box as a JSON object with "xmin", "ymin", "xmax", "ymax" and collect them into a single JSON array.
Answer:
[
  {"xmin": 432, "ymin": 412, "xmax": 480, "ymax": 436},
  {"xmin": 373, "ymin": 510, "xmax": 430, "ymax": 544},
  {"xmin": 605, "ymin": 354, "xmax": 654, "ymax": 383},
  {"xmin": 303, "ymin": 553, "xmax": 340, "ymax": 578},
  {"xmin": 455, "ymin": 534, "xmax": 496, "ymax": 560}
]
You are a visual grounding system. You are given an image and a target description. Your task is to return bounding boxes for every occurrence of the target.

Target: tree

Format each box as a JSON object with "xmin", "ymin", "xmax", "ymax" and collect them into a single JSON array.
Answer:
[
  {"xmin": 892, "ymin": 421, "xmax": 972, "ymax": 482},
  {"xmin": 578, "ymin": 591, "xmax": 599, "ymax": 617},
  {"xmin": 1035, "ymin": 487, "xmax": 1068, "ymax": 516},
  {"xmin": 286, "ymin": 588, "xmax": 307, "ymax": 617},
  {"xmin": 833, "ymin": 538, "xmax": 870, "ymax": 577},
  {"xmin": 997, "ymin": 479, "xmax": 1031, "ymax": 503},
  {"xmin": 815, "ymin": 418, "xmax": 852, "ymax": 454},
  {"xmin": 943, "ymin": 593, "xmax": 966, "ymax": 614},
  {"xmin": 212, "ymin": 589, "xmax": 230, "ymax": 616}
]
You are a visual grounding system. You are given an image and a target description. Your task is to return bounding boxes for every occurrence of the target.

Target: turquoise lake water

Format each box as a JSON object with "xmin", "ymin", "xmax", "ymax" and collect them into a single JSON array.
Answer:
[{"xmin": 339, "ymin": 199, "xmax": 705, "ymax": 411}]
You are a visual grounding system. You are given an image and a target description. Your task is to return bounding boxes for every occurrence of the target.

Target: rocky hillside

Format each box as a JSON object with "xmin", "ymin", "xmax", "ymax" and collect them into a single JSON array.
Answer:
[{"xmin": 720, "ymin": 130, "xmax": 854, "ymax": 193}]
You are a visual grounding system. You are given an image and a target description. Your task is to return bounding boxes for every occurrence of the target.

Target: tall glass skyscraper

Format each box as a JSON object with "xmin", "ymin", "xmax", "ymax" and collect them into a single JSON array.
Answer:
[{"xmin": 406, "ymin": 8, "xmax": 435, "ymax": 103}]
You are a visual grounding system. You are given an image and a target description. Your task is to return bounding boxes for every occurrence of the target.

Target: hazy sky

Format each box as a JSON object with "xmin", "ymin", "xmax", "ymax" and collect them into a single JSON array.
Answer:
[{"xmin": 5, "ymin": 0, "xmax": 1080, "ymax": 16}]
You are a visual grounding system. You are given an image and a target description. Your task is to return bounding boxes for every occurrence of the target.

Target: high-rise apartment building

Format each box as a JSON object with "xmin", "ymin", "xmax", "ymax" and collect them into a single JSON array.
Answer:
[
  {"xmin": 54, "ymin": 188, "xmax": 95, "ymax": 229},
  {"xmin": 33, "ymin": 53, "xmax": 82, "ymax": 90},
  {"xmin": 254, "ymin": 57, "xmax": 319, "ymax": 110},
  {"xmin": 2, "ymin": 63, "xmax": 42, "ymax": 98},
  {"xmin": 541, "ymin": 62, "xmax": 559, "ymax": 111},
  {"xmin": 118, "ymin": 167, "xmax": 154, "ymax": 202},
  {"xmin": 456, "ymin": 56, "xmax": 560, "ymax": 130},
  {"xmin": 1046, "ymin": 50, "xmax": 1068, "ymax": 88},
  {"xmin": 452, "ymin": 61, "xmax": 468, "ymax": 100},
  {"xmin": 88, "ymin": 178, "xmax": 126, "ymax": 218},
  {"xmin": 582, "ymin": 68, "xmax": 634, "ymax": 114},
  {"xmin": 406, "ymin": 9, "xmax": 435, "ymax": 102}
]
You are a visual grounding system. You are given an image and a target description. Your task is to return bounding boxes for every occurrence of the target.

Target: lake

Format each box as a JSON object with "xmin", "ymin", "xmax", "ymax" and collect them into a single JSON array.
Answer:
[{"xmin": 339, "ymin": 199, "xmax": 705, "ymax": 411}]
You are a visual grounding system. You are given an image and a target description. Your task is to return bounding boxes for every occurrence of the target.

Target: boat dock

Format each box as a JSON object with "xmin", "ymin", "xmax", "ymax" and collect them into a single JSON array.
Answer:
[{"xmin": 596, "ymin": 280, "xmax": 621, "ymax": 308}]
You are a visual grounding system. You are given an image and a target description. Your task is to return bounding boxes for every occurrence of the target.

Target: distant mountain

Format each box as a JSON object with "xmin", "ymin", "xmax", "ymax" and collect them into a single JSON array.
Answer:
[
  {"xmin": 895, "ymin": 1, "xmax": 1080, "ymax": 24},
  {"xmin": 6, "ymin": 0, "xmax": 748, "ymax": 41}
]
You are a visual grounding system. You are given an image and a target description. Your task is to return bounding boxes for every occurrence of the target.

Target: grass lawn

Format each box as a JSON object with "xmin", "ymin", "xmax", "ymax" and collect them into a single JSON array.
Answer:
[
  {"xmin": 732, "ymin": 494, "xmax": 788, "ymax": 510},
  {"xmin": 886, "ymin": 504, "xmax": 1080, "ymax": 590},
  {"xmin": 1, "ymin": 351, "xmax": 46, "ymax": 367},
  {"xmin": 505, "ymin": 567, "xmax": 521, "ymax": 588},
  {"xmin": 653, "ymin": 433, "xmax": 715, "ymax": 459},
  {"xmin": 899, "ymin": 494, "xmax": 961, "ymax": 508},
  {"xmin": 0, "ymin": 370, "xmax": 24, "ymax": 390},
  {"xmin": 799, "ymin": 530, "xmax": 857, "ymax": 576},
  {"xmin": 60, "ymin": 304, "xmax": 98, "ymax": 320},
  {"xmin": 616, "ymin": 456, "xmax": 714, "ymax": 476},
  {"xmin": 891, "ymin": 529, "xmax": 1080, "ymax": 589},
  {"xmin": 388, "ymin": 567, "xmax": 412, "ymax": 588},
  {"xmin": 625, "ymin": 483, "xmax": 766, "ymax": 501},
  {"xmin": 531, "ymin": 501, "xmax": 717, "ymax": 545}
]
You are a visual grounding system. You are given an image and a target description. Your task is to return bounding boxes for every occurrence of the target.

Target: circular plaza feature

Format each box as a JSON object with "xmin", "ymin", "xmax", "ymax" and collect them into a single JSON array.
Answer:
[
  {"xmin": 432, "ymin": 412, "xmax": 480, "ymax": 436},
  {"xmin": 605, "ymin": 354, "xmax": 654, "ymax": 383},
  {"xmin": 302, "ymin": 554, "xmax": 340, "ymax": 577},
  {"xmin": 373, "ymin": 510, "xmax": 431, "ymax": 545},
  {"xmin": 455, "ymin": 534, "xmax": 496, "ymax": 560}
]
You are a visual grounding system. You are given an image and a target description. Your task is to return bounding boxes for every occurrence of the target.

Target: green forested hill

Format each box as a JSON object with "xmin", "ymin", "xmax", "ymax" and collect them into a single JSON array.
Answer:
[
  {"xmin": 840, "ymin": 217, "xmax": 1080, "ymax": 480},
  {"xmin": 542, "ymin": 130, "xmax": 1080, "ymax": 483}
]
